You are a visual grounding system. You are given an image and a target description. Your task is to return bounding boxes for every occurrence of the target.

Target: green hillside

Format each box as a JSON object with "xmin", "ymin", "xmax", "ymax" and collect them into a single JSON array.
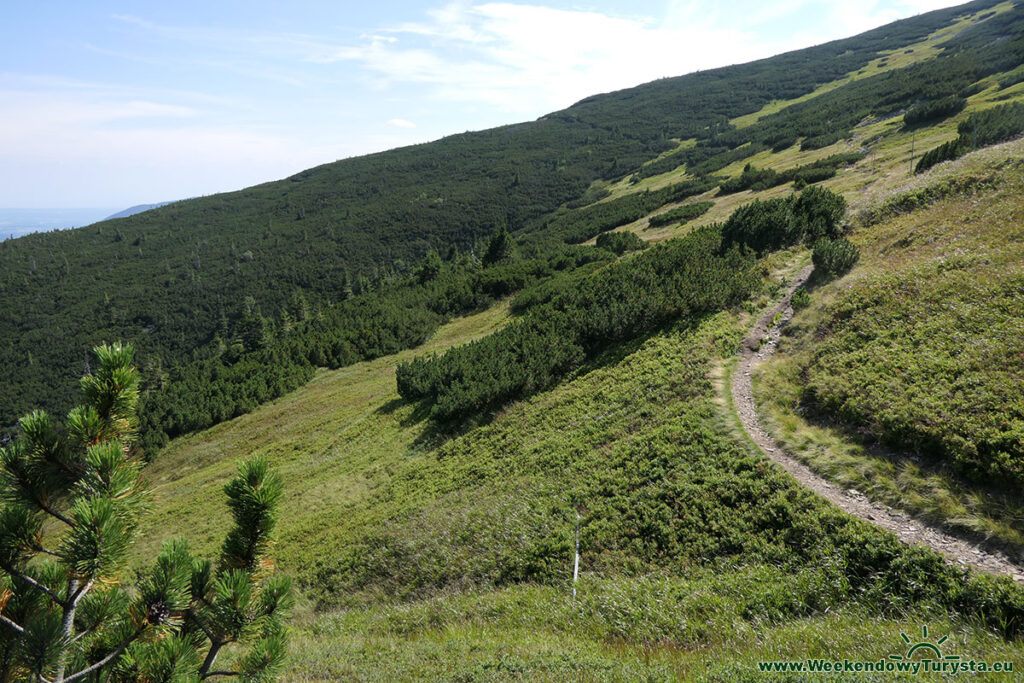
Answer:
[
  {"xmin": 4, "ymin": 0, "xmax": 1024, "ymax": 677},
  {"xmin": 2, "ymin": 0, "xmax": 1021, "ymax": 443},
  {"xmin": 133, "ymin": 223, "xmax": 1024, "ymax": 678}
]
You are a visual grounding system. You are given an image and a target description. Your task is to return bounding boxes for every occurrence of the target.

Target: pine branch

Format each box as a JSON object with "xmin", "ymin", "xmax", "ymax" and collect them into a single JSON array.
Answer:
[
  {"xmin": 0, "ymin": 613, "xmax": 25, "ymax": 635},
  {"xmin": 68, "ymin": 577, "xmax": 94, "ymax": 607},
  {"xmin": 0, "ymin": 561, "xmax": 66, "ymax": 608},
  {"xmin": 198, "ymin": 641, "xmax": 224, "ymax": 679},
  {"xmin": 186, "ymin": 607, "xmax": 217, "ymax": 642},
  {"xmin": 62, "ymin": 625, "xmax": 146, "ymax": 683}
]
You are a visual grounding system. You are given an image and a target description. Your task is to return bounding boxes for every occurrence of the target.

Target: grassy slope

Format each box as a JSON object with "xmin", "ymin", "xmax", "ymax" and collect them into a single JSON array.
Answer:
[
  {"xmin": 288, "ymin": 582, "xmax": 1021, "ymax": 681},
  {"xmin": 135, "ymin": 301, "xmax": 512, "ymax": 570},
  {"xmin": 138, "ymin": 270, "xmax": 1024, "ymax": 678},
  {"xmin": 754, "ymin": 138, "xmax": 1024, "ymax": 557}
]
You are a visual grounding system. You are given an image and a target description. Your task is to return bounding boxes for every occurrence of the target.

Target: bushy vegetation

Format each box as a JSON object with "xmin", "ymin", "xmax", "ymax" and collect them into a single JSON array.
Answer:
[
  {"xmin": 717, "ymin": 153, "xmax": 865, "ymax": 195},
  {"xmin": 715, "ymin": 8, "xmax": 1024, "ymax": 158},
  {"xmin": 635, "ymin": 142, "xmax": 769, "ymax": 180},
  {"xmin": 142, "ymin": 301, "xmax": 1024, "ymax": 642},
  {"xmin": 998, "ymin": 65, "xmax": 1024, "ymax": 89},
  {"xmin": 396, "ymin": 227, "xmax": 757, "ymax": 420},
  {"xmin": 916, "ymin": 101, "xmax": 1024, "ymax": 172},
  {"xmin": 799, "ymin": 170, "xmax": 1024, "ymax": 492},
  {"xmin": 903, "ymin": 95, "xmax": 967, "ymax": 126},
  {"xmin": 0, "ymin": 119, "xmax": 662, "ymax": 432},
  {"xmin": 136, "ymin": 242, "xmax": 608, "ymax": 455},
  {"xmin": 527, "ymin": 178, "xmax": 716, "ymax": 244},
  {"xmin": 594, "ymin": 230, "xmax": 645, "ymax": 255},
  {"xmin": 321, "ymin": 314, "xmax": 1024, "ymax": 639},
  {"xmin": 398, "ymin": 186, "xmax": 846, "ymax": 421},
  {"xmin": 812, "ymin": 237, "xmax": 861, "ymax": 280},
  {"xmin": 791, "ymin": 286, "xmax": 811, "ymax": 310},
  {"xmin": 645, "ymin": 201, "xmax": 714, "ymax": 228},
  {"xmin": 721, "ymin": 186, "xmax": 848, "ymax": 255},
  {"xmin": 718, "ymin": 163, "xmax": 783, "ymax": 195}
]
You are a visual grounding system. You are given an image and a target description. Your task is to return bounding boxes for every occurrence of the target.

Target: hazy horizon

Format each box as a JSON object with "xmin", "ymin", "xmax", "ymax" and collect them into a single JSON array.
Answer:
[{"xmin": 0, "ymin": 207, "xmax": 123, "ymax": 240}]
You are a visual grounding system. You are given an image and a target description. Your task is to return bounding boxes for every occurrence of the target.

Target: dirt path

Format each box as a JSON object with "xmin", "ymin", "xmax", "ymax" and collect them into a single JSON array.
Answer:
[{"xmin": 732, "ymin": 265, "xmax": 1024, "ymax": 581}]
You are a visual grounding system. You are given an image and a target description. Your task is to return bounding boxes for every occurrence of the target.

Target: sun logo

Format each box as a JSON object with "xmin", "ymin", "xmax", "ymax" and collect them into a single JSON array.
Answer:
[{"xmin": 889, "ymin": 625, "xmax": 962, "ymax": 662}]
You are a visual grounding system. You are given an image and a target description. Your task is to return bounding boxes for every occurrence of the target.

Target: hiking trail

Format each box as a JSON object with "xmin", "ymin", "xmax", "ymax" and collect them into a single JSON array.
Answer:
[{"xmin": 732, "ymin": 265, "xmax": 1024, "ymax": 581}]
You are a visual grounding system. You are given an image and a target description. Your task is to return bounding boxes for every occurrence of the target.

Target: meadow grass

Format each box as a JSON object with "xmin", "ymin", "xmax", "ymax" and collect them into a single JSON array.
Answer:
[
  {"xmin": 138, "ymin": 250, "xmax": 1024, "ymax": 677},
  {"xmin": 134, "ymin": 301, "xmax": 513, "ymax": 570},
  {"xmin": 286, "ymin": 576, "xmax": 1024, "ymax": 681}
]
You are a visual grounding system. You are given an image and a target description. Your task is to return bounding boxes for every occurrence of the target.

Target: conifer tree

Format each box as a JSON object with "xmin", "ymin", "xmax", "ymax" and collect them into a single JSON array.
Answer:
[
  {"xmin": 0, "ymin": 343, "xmax": 291, "ymax": 681},
  {"xmin": 482, "ymin": 224, "xmax": 514, "ymax": 266}
]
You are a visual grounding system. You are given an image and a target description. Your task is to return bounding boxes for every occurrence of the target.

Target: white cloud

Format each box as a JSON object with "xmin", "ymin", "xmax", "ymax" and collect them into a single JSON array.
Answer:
[
  {"xmin": 3, "ymin": 1, "xmax": 974, "ymax": 206},
  {"xmin": 308, "ymin": 3, "xmax": 770, "ymax": 115},
  {"xmin": 305, "ymin": 0, "xmax": 970, "ymax": 117}
]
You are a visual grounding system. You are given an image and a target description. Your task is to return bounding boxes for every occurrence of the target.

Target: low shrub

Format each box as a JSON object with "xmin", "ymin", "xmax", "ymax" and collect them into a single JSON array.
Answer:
[{"xmin": 812, "ymin": 237, "xmax": 860, "ymax": 281}]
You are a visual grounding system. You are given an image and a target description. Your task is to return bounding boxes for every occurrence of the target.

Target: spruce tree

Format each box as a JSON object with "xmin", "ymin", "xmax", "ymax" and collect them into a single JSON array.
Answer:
[
  {"xmin": 0, "ymin": 343, "xmax": 291, "ymax": 681},
  {"xmin": 482, "ymin": 224, "xmax": 514, "ymax": 266}
]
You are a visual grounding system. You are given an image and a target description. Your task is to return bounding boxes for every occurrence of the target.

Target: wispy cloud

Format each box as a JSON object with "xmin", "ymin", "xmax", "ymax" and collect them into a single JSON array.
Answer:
[{"xmin": 2, "ymin": 1, "xmax": 968, "ymax": 206}]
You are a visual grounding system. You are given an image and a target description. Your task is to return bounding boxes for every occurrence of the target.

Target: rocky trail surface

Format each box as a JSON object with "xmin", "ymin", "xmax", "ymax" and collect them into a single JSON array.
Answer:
[{"xmin": 732, "ymin": 265, "xmax": 1024, "ymax": 581}]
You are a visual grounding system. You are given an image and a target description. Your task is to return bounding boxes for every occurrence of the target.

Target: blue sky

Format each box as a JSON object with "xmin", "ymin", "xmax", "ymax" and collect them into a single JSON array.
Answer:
[{"xmin": 0, "ymin": 0, "xmax": 963, "ymax": 208}]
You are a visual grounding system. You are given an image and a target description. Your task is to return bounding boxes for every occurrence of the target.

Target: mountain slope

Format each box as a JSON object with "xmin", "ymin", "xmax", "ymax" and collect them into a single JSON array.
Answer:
[
  {"xmin": 2, "ymin": 0, "xmax": 1019, "ymax": 433},
  {"xmin": 133, "ymin": 248, "xmax": 1024, "ymax": 678},
  {"xmin": 7, "ymin": 2, "xmax": 1024, "ymax": 674}
]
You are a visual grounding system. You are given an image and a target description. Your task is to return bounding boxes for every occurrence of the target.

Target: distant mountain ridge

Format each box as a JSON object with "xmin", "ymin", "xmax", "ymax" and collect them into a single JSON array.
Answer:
[{"xmin": 105, "ymin": 201, "xmax": 178, "ymax": 220}]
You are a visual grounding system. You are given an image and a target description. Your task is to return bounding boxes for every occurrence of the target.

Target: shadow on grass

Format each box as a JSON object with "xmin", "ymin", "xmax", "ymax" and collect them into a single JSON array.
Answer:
[{"xmin": 794, "ymin": 397, "xmax": 1024, "ymax": 562}]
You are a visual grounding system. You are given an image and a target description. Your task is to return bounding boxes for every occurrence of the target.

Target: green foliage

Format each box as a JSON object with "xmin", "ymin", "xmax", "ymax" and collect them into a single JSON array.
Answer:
[
  {"xmin": 998, "ymin": 65, "xmax": 1024, "ymax": 89},
  {"xmin": 528, "ymin": 178, "xmax": 716, "ymax": 244},
  {"xmin": 791, "ymin": 286, "xmax": 811, "ymax": 310},
  {"xmin": 799, "ymin": 170, "xmax": 1024, "ymax": 493},
  {"xmin": 718, "ymin": 163, "xmax": 781, "ymax": 194},
  {"xmin": 915, "ymin": 138, "xmax": 965, "ymax": 173},
  {"xmin": 721, "ymin": 186, "xmax": 847, "ymax": 255},
  {"xmin": 916, "ymin": 101, "xmax": 1024, "ymax": 172},
  {"xmin": 319, "ymin": 313, "xmax": 1024, "ymax": 641},
  {"xmin": 483, "ymin": 224, "xmax": 514, "ymax": 265},
  {"xmin": 508, "ymin": 260, "xmax": 609, "ymax": 314},
  {"xmin": 396, "ymin": 226, "xmax": 758, "ymax": 420},
  {"xmin": 717, "ymin": 7, "xmax": 1024, "ymax": 157},
  {"xmin": 594, "ymin": 231, "xmax": 645, "ymax": 255},
  {"xmin": 0, "ymin": 345, "xmax": 291, "ymax": 680},
  {"xmin": 804, "ymin": 260, "xmax": 1024, "ymax": 491},
  {"xmin": 903, "ymin": 95, "xmax": 967, "ymax": 126},
  {"xmin": 811, "ymin": 237, "xmax": 861, "ymax": 281},
  {"xmin": 459, "ymin": 189, "xmax": 844, "ymax": 428},
  {"xmin": 135, "ymin": 244, "xmax": 606, "ymax": 456},
  {"xmin": 415, "ymin": 248, "xmax": 443, "ymax": 283},
  {"xmin": 645, "ymin": 201, "xmax": 714, "ymax": 228},
  {"xmin": 0, "ymin": 109, "xmax": 659, "ymax": 433}
]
